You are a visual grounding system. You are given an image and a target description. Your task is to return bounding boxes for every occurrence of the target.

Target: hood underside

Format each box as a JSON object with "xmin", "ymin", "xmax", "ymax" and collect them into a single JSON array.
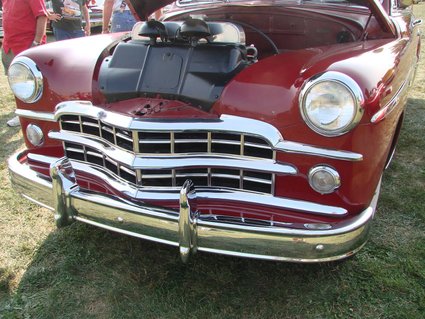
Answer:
[
  {"xmin": 127, "ymin": 0, "xmax": 172, "ymax": 20},
  {"xmin": 127, "ymin": 0, "xmax": 394, "ymax": 35}
]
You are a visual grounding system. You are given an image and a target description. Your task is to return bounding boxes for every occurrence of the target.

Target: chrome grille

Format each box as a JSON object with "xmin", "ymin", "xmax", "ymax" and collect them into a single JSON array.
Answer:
[{"xmin": 60, "ymin": 115, "xmax": 275, "ymax": 194}]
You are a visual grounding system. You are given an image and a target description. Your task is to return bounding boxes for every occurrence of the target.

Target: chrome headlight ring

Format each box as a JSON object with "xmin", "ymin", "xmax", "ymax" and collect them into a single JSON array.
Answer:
[
  {"xmin": 299, "ymin": 71, "xmax": 364, "ymax": 137},
  {"xmin": 8, "ymin": 56, "xmax": 43, "ymax": 103}
]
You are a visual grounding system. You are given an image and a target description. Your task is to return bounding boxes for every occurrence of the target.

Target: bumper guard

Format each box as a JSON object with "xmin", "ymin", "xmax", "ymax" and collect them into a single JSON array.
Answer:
[{"xmin": 8, "ymin": 150, "xmax": 376, "ymax": 263}]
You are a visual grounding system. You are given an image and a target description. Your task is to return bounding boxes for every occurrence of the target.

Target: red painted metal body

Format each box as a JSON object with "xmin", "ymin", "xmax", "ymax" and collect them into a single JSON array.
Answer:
[{"xmin": 8, "ymin": 0, "xmax": 421, "ymax": 261}]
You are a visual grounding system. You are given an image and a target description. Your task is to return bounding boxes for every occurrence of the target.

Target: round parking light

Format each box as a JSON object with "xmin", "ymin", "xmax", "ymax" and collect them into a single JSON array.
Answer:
[
  {"xmin": 308, "ymin": 165, "xmax": 340, "ymax": 194},
  {"xmin": 26, "ymin": 124, "xmax": 44, "ymax": 146}
]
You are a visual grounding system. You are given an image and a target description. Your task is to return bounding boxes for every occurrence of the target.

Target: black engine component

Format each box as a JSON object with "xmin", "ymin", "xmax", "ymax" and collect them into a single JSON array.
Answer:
[
  {"xmin": 138, "ymin": 20, "xmax": 168, "ymax": 44},
  {"xmin": 98, "ymin": 21, "xmax": 249, "ymax": 111},
  {"xmin": 179, "ymin": 18, "xmax": 211, "ymax": 40}
]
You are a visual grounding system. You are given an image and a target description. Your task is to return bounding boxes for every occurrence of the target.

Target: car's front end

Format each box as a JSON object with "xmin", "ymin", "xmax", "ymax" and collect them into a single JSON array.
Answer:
[{"xmin": 7, "ymin": 0, "xmax": 421, "ymax": 262}]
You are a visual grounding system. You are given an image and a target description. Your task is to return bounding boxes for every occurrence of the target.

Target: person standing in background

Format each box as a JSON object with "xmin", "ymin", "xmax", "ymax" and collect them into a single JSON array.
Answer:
[
  {"xmin": 154, "ymin": 9, "xmax": 162, "ymax": 20},
  {"xmin": 2, "ymin": 0, "xmax": 49, "ymax": 127},
  {"xmin": 102, "ymin": 0, "xmax": 136, "ymax": 33},
  {"xmin": 51, "ymin": 0, "xmax": 91, "ymax": 40}
]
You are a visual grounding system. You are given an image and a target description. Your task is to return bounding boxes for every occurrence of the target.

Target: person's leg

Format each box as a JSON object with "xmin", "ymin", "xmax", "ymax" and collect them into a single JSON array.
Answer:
[
  {"xmin": 70, "ymin": 29, "xmax": 85, "ymax": 39},
  {"xmin": 53, "ymin": 27, "xmax": 73, "ymax": 41},
  {"xmin": 2, "ymin": 47, "xmax": 20, "ymax": 127},
  {"xmin": 1, "ymin": 46, "xmax": 15, "ymax": 75},
  {"xmin": 111, "ymin": 11, "xmax": 123, "ymax": 32},
  {"xmin": 120, "ymin": 11, "xmax": 136, "ymax": 31},
  {"xmin": 111, "ymin": 11, "xmax": 136, "ymax": 32}
]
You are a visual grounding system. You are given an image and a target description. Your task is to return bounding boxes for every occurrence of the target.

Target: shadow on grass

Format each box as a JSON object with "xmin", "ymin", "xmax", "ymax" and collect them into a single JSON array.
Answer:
[
  {"xmin": 3, "ymin": 216, "xmax": 422, "ymax": 319},
  {"xmin": 1, "ymin": 221, "xmax": 354, "ymax": 319}
]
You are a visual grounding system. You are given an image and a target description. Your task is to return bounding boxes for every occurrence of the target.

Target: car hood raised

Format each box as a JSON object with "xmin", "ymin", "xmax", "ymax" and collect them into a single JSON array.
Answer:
[
  {"xmin": 127, "ymin": 0, "xmax": 395, "ymax": 35},
  {"xmin": 127, "ymin": 0, "xmax": 171, "ymax": 19}
]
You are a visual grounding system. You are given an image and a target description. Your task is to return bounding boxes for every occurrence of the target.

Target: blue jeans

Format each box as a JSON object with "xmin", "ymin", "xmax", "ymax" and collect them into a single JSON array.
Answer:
[
  {"xmin": 53, "ymin": 27, "xmax": 85, "ymax": 41},
  {"xmin": 111, "ymin": 10, "xmax": 136, "ymax": 32}
]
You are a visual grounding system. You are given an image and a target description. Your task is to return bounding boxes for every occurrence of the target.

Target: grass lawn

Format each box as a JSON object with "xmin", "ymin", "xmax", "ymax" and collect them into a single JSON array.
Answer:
[{"xmin": 1, "ymin": 5, "xmax": 425, "ymax": 319}]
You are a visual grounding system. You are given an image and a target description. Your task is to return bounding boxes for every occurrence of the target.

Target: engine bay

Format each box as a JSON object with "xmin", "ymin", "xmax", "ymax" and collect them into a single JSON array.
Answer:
[{"xmin": 98, "ymin": 6, "xmax": 369, "ymax": 111}]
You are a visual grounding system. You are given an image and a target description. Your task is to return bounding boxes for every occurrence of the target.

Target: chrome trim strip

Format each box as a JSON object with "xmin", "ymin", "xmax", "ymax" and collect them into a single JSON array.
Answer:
[
  {"xmin": 22, "ymin": 194, "xmax": 54, "ymax": 211},
  {"xmin": 371, "ymin": 75, "xmax": 409, "ymax": 123},
  {"xmin": 55, "ymin": 102, "xmax": 282, "ymax": 142},
  {"xmin": 275, "ymin": 141, "xmax": 363, "ymax": 161},
  {"xmin": 74, "ymin": 215, "xmax": 179, "ymax": 246},
  {"xmin": 29, "ymin": 153, "xmax": 140, "ymax": 197},
  {"xmin": 27, "ymin": 153, "xmax": 347, "ymax": 216},
  {"xmin": 197, "ymin": 207, "xmax": 372, "ymax": 236},
  {"xmin": 49, "ymin": 131, "xmax": 297, "ymax": 175},
  {"xmin": 15, "ymin": 109, "xmax": 56, "ymax": 122},
  {"xmin": 188, "ymin": 189, "xmax": 348, "ymax": 216},
  {"xmin": 195, "ymin": 242, "xmax": 369, "ymax": 263},
  {"xmin": 9, "ymin": 150, "xmax": 375, "ymax": 262},
  {"xmin": 18, "ymin": 101, "xmax": 363, "ymax": 161}
]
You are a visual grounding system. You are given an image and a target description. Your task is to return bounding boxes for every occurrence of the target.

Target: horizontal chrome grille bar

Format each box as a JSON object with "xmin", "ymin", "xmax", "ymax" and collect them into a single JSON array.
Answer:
[
  {"xmin": 27, "ymin": 153, "xmax": 348, "ymax": 216},
  {"xmin": 16, "ymin": 101, "xmax": 363, "ymax": 161},
  {"xmin": 61, "ymin": 115, "xmax": 274, "ymax": 159},
  {"xmin": 50, "ymin": 131, "xmax": 294, "ymax": 175},
  {"xmin": 61, "ymin": 142, "xmax": 277, "ymax": 193}
]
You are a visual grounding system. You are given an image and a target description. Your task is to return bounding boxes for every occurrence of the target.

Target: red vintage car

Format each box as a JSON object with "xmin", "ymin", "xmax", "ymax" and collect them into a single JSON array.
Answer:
[{"xmin": 7, "ymin": 0, "xmax": 421, "ymax": 262}]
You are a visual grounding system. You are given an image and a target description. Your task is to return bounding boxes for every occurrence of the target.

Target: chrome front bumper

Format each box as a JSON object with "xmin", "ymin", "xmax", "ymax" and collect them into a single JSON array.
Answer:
[{"xmin": 9, "ymin": 150, "xmax": 376, "ymax": 263}]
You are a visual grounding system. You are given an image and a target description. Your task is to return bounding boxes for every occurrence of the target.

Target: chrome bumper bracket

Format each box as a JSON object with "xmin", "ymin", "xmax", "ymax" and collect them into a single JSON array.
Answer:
[
  {"xmin": 51, "ymin": 157, "xmax": 202, "ymax": 262},
  {"xmin": 179, "ymin": 180, "xmax": 199, "ymax": 263},
  {"xmin": 51, "ymin": 157, "xmax": 79, "ymax": 228}
]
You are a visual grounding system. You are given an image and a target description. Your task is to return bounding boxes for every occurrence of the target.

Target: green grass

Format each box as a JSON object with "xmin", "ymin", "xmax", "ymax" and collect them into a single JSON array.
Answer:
[{"xmin": 1, "ymin": 6, "xmax": 425, "ymax": 319}]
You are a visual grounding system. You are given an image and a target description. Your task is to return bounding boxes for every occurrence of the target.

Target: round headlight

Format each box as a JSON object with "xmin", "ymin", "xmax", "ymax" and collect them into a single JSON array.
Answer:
[
  {"xmin": 8, "ymin": 57, "xmax": 43, "ymax": 103},
  {"xmin": 300, "ymin": 72, "xmax": 364, "ymax": 136}
]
